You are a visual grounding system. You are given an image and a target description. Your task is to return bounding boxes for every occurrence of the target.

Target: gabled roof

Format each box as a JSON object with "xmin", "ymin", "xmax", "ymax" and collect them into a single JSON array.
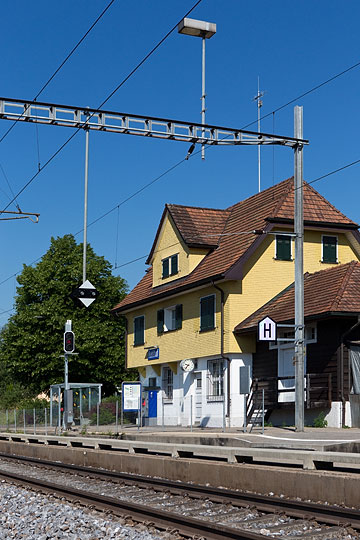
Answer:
[
  {"xmin": 146, "ymin": 204, "xmax": 229, "ymax": 264},
  {"xmin": 113, "ymin": 178, "xmax": 359, "ymax": 313},
  {"xmin": 234, "ymin": 261, "xmax": 360, "ymax": 333}
]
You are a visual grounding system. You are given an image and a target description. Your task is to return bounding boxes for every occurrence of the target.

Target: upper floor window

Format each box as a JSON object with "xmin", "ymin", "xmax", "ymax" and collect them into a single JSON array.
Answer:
[
  {"xmin": 200, "ymin": 294, "xmax": 215, "ymax": 332},
  {"xmin": 322, "ymin": 235, "xmax": 337, "ymax": 264},
  {"xmin": 162, "ymin": 366, "xmax": 173, "ymax": 400},
  {"xmin": 157, "ymin": 304, "xmax": 182, "ymax": 334},
  {"xmin": 133, "ymin": 315, "xmax": 145, "ymax": 346},
  {"xmin": 207, "ymin": 359, "xmax": 224, "ymax": 400},
  {"xmin": 162, "ymin": 254, "xmax": 178, "ymax": 278},
  {"xmin": 275, "ymin": 235, "xmax": 292, "ymax": 261}
]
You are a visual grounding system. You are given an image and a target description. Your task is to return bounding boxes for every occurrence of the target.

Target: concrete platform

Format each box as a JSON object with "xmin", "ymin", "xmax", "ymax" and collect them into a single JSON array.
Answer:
[{"xmin": 119, "ymin": 426, "xmax": 360, "ymax": 453}]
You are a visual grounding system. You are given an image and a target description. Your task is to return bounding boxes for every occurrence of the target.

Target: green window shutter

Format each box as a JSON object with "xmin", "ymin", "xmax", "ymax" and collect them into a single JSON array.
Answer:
[
  {"xmin": 162, "ymin": 258, "xmax": 169, "ymax": 278},
  {"xmin": 157, "ymin": 309, "xmax": 164, "ymax": 334},
  {"xmin": 200, "ymin": 295, "xmax": 215, "ymax": 331},
  {"xmin": 175, "ymin": 304, "xmax": 182, "ymax": 330},
  {"xmin": 323, "ymin": 236, "xmax": 337, "ymax": 263},
  {"xmin": 134, "ymin": 316, "xmax": 144, "ymax": 346},
  {"xmin": 276, "ymin": 235, "xmax": 291, "ymax": 260},
  {"xmin": 171, "ymin": 254, "xmax": 178, "ymax": 275}
]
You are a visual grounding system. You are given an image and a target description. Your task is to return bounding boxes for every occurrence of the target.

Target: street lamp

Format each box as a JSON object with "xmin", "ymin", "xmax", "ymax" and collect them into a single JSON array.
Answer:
[{"xmin": 178, "ymin": 18, "xmax": 216, "ymax": 160}]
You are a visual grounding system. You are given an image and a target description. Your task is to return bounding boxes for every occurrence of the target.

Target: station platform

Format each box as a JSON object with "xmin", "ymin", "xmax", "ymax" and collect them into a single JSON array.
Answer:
[{"xmin": 119, "ymin": 425, "xmax": 360, "ymax": 453}]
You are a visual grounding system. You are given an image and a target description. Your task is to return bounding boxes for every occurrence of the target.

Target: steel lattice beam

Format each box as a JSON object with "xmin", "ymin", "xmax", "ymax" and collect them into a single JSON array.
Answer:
[{"xmin": 0, "ymin": 97, "xmax": 308, "ymax": 148}]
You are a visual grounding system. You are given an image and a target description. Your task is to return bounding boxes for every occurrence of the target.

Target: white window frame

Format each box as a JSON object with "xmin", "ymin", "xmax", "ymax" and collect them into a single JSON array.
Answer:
[
  {"xmin": 164, "ymin": 305, "xmax": 176, "ymax": 332},
  {"xmin": 269, "ymin": 323, "xmax": 317, "ymax": 349},
  {"xmin": 162, "ymin": 366, "xmax": 173, "ymax": 401},
  {"xmin": 274, "ymin": 234, "xmax": 293, "ymax": 261},
  {"xmin": 207, "ymin": 359, "xmax": 224, "ymax": 401},
  {"xmin": 321, "ymin": 234, "xmax": 338, "ymax": 264},
  {"xmin": 200, "ymin": 293, "xmax": 216, "ymax": 332},
  {"xmin": 161, "ymin": 253, "xmax": 179, "ymax": 279}
]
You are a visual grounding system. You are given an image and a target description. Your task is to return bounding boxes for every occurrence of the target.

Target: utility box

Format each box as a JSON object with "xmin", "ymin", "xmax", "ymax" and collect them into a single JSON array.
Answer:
[{"xmin": 240, "ymin": 366, "xmax": 251, "ymax": 395}]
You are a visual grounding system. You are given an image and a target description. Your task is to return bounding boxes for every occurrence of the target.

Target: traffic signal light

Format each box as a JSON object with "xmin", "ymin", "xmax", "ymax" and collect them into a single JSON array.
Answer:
[{"xmin": 64, "ymin": 331, "xmax": 75, "ymax": 353}]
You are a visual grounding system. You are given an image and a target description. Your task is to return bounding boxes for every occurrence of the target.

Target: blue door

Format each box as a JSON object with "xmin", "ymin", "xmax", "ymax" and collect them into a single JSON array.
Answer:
[{"xmin": 148, "ymin": 391, "xmax": 158, "ymax": 418}]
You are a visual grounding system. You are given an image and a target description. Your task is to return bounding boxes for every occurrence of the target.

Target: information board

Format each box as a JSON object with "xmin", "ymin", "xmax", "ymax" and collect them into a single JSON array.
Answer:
[{"xmin": 122, "ymin": 382, "xmax": 142, "ymax": 412}]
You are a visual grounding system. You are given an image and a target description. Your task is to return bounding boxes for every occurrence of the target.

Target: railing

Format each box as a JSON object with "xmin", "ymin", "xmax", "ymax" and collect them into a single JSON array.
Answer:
[{"xmin": 247, "ymin": 373, "xmax": 333, "ymax": 424}]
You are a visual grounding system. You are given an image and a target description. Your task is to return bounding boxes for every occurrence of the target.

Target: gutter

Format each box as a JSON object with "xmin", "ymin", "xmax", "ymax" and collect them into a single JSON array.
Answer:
[{"xmin": 212, "ymin": 281, "xmax": 231, "ymax": 424}]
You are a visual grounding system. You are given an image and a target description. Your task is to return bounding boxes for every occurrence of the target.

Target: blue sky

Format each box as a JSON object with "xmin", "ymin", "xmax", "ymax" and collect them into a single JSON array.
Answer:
[{"xmin": 1, "ymin": 0, "xmax": 360, "ymax": 325}]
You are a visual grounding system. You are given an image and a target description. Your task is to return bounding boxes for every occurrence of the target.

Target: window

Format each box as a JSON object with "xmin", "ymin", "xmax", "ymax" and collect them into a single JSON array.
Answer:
[
  {"xmin": 148, "ymin": 377, "xmax": 157, "ymax": 388},
  {"xmin": 207, "ymin": 359, "xmax": 224, "ymax": 400},
  {"xmin": 157, "ymin": 304, "xmax": 182, "ymax": 334},
  {"xmin": 162, "ymin": 254, "xmax": 179, "ymax": 278},
  {"xmin": 200, "ymin": 294, "xmax": 215, "ymax": 331},
  {"xmin": 133, "ymin": 315, "xmax": 145, "ymax": 346},
  {"xmin": 162, "ymin": 367, "xmax": 173, "ymax": 400},
  {"xmin": 322, "ymin": 235, "xmax": 337, "ymax": 264},
  {"xmin": 276, "ymin": 235, "xmax": 292, "ymax": 261}
]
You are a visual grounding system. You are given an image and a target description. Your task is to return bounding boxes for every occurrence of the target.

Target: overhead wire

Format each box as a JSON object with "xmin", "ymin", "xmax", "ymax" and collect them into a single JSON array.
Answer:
[{"xmin": 0, "ymin": 0, "xmax": 203, "ymax": 216}]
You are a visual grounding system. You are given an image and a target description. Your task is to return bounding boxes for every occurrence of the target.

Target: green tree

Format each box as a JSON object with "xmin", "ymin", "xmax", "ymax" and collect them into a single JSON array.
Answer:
[{"xmin": 0, "ymin": 234, "xmax": 132, "ymax": 398}]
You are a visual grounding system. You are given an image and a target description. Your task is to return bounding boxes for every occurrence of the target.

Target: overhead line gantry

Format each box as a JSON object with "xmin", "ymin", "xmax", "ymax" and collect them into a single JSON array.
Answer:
[{"xmin": 0, "ymin": 97, "xmax": 308, "ymax": 148}]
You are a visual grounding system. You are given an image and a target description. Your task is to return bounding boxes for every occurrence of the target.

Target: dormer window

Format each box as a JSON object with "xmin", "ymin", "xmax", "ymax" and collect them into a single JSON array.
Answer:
[{"xmin": 162, "ymin": 254, "xmax": 178, "ymax": 279}]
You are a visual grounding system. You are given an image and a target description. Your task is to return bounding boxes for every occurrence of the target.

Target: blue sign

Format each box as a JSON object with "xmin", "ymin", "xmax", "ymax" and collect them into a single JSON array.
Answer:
[{"xmin": 147, "ymin": 347, "xmax": 159, "ymax": 361}]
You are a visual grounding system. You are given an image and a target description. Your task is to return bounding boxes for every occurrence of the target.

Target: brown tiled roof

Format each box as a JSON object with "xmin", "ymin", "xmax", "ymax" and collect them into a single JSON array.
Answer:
[
  {"xmin": 235, "ymin": 261, "xmax": 360, "ymax": 332},
  {"xmin": 113, "ymin": 178, "xmax": 359, "ymax": 312},
  {"xmin": 167, "ymin": 204, "xmax": 230, "ymax": 247}
]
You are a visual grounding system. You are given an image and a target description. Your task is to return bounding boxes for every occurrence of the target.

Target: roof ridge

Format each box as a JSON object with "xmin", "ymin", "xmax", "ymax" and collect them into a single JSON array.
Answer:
[
  {"xmin": 167, "ymin": 202, "xmax": 228, "ymax": 213},
  {"xmin": 305, "ymin": 182, "xmax": 357, "ymax": 225},
  {"xmin": 225, "ymin": 177, "xmax": 293, "ymax": 212},
  {"xmin": 331, "ymin": 260, "xmax": 358, "ymax": 310}
]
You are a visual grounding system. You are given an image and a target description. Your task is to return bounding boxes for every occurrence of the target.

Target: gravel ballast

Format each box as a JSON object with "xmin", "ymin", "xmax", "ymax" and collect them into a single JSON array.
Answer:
[{"xmin": 0, "ymin": 481, "xmax": 163, "ymax": 539}]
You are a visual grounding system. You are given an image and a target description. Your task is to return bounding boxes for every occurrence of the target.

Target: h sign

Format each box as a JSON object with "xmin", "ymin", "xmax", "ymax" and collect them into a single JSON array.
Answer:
[{"xmin": 258, "ymin": 316, "xmax": 277, "ymax": 341}]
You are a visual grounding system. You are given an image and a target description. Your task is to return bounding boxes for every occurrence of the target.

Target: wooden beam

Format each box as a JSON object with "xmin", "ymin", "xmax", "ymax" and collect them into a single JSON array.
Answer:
[
  {"xmin": 138, "ymin": 367, "xmax": 146, "ymax": 378},
  {"xmin": 168, "ymin": 362, "xmax": 178, "ymax": 375}
]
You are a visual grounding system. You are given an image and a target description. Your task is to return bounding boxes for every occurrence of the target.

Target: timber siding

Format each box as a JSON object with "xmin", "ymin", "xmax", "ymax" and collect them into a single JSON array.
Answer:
[{"xmin": 252, "ymin": 317, "xmax": 360, "ymax": 406}]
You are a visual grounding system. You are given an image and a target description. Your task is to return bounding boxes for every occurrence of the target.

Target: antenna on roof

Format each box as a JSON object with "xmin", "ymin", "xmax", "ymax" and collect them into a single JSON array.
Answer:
[{"xmin": 253, "ymin": 77, "xmax": 266, "ymax": 192}]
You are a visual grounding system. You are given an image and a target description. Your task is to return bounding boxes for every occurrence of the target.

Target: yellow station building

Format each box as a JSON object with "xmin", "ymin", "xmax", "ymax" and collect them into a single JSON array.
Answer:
[{"xmin": 113, "ymin": 178, "xmax": 360, "ymax": 428}]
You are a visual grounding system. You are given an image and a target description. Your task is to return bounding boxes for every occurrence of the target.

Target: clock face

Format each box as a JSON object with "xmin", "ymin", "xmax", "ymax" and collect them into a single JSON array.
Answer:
[{"xmin": 180, "ymin": 359, "xmax": 195, "ymax": 372}]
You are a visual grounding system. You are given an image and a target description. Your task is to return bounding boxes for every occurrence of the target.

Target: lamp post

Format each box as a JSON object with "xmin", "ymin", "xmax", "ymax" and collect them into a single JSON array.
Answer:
[{"xmin": 178, "ymin": 18, "xmax": 216, "ymax": 160}]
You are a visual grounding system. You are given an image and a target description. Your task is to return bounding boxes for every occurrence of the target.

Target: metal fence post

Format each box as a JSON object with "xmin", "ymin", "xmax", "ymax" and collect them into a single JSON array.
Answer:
[
  {"xmin": 190, "ymin": 395, "xmax": 193, "ymax": 432},
  {"xmin": 45, "ymin": 408, "xmax": 48, "ymax": 436},
  {"xmin": 33, "ymin": 408, "xmax": 36, "ymax": 435},
  {"xmin": 243, "ymin": 394, "xmax": 247, "ymax": 433},
  {"xmin": 262, "ymin": 389, "xmax": 265, "ymax": 434},
  {"xmin": 120, "ymin": 394, "xmax": 123, "ymax": 431},
  {"xmin": 14, "ymin": 409, "xmax": 17, "ymax": 433},
  {"xmin": 23, "ymin": 409, "xmax": 26, "ymax": 434},
  {"xmin": 222, "ymin": 398, "xmax": 226, "ymax": 432},
  {"xmin": 162, "ymin": 395, "xmax": 164, "ymax": 430},
  {"xmin": 6, "ymin": 409, "xmax": 8, "ymax": 431},
  {"xmin": 115, "ymin": 399, "xmax": 119, "ymax": 434},
  {"xmin": 96, "ymin": 402, "xmax": 99, "ymax": 428}
]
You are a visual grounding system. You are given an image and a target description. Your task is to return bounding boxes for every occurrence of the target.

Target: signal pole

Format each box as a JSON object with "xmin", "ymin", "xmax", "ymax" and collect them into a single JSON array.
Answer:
[{"xmin": 294, "ymin": 106, "xmax": 304, "ymax": 432}]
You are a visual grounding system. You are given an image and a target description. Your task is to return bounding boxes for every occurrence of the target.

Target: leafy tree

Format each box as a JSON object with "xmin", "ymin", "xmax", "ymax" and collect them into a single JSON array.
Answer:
[{"xmin": 0, "ymin": 234, "xmax": 133, "ymax": 398}]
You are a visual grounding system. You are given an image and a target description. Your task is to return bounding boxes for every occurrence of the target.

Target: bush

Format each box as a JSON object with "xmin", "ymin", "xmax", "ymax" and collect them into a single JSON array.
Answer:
[
  {"xmin": 313, "ymin": 411, "xmax": 328, "ymax": 428},
  {"xmin": 90, "ymin": 401, "xmax": 117, "ymax": 425}
]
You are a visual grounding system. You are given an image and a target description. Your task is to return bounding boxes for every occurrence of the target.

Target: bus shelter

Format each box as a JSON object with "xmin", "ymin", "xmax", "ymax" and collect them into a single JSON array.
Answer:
[{"xmin": 50, "ymin": 383, "xmax": 102, "ymax": 428}]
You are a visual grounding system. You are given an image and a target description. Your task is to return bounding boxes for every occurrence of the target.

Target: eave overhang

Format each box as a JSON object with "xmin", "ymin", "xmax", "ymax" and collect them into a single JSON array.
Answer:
[
  {"xmin": 112, "ymin": 272, "xmax": 225, "ymax": 314},
  {"xmin": 234, "ymin": 311, "xmax": 360, "ymax": 335}
]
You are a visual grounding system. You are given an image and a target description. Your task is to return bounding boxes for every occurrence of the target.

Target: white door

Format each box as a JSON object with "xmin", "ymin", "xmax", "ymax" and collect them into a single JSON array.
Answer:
[
  {"xmin": 278, "ymin": 346, "xmax": 295, "ymax": 402},
  {"xmin": 195, "ymin": 373, "xmax": 202, "ymax": 421}
]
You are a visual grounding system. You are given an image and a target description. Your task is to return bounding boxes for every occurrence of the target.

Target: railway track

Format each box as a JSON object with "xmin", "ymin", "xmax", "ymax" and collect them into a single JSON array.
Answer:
[{"xmin": 0, "ymin": 452, "xmax": 358, "ymax": 539}]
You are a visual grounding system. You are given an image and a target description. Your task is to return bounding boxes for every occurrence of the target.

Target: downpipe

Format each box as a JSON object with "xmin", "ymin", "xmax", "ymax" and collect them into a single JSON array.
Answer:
[{"xmin": 212, "ymin": 281, "xmax": 231, "ymax": 425}]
